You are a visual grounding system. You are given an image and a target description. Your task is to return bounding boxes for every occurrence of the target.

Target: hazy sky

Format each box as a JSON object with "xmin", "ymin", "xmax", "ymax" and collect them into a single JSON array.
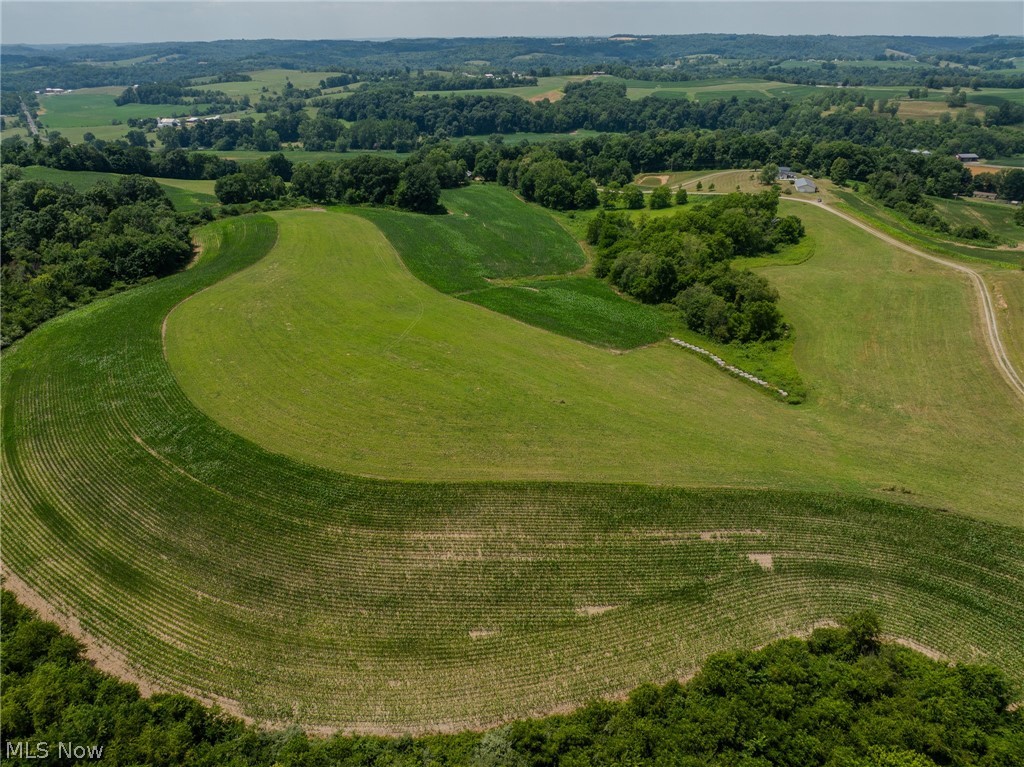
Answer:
[{"xmin": 3, "ymin": 2, "xmax": 1022, "ymax": 45}]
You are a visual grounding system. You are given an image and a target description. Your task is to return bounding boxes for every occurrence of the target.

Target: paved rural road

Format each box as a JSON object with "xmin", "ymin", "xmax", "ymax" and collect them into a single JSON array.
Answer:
[
  {"xmin": 20, "ymin": 99, "xmax": 38, "ymax": 136},
  {"xmin": 786, "ymin": 197, "xmax": 1024, "ymax": 401}
]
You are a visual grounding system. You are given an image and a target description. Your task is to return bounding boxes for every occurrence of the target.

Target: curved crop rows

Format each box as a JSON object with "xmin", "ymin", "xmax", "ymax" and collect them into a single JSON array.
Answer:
[{"xmin": 3, "ymin": 214, "xmax": 1024, "ymax": 733}]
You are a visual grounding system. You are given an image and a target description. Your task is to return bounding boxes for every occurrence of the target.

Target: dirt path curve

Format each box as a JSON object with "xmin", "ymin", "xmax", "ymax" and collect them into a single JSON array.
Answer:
[{"xmin": 786, "ymin": 197, "xmax": 1024, "ymax": 401}]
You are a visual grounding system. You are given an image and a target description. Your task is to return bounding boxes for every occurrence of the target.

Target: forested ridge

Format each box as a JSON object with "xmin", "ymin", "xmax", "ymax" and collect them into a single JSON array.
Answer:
[
  {"xmin": 2, "ymin": 592, "xmax": 1020, "ymax": 766},
  {"xmin": 3, "ymin": 35, "xmax": 1022, "ymax": 95}
]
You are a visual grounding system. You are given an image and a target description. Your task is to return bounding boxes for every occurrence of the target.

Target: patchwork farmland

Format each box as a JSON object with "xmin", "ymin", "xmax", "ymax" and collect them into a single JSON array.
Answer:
[{"xmin": 3, "ymin": 28, "xmax": 1024, "ymax": 757}]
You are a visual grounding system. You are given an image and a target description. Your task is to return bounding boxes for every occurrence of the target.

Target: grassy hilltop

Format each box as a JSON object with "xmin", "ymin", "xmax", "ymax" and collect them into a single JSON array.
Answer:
[{"xmin": 165, "ymin": 193, "xmax": 1023, "ymax": 520}]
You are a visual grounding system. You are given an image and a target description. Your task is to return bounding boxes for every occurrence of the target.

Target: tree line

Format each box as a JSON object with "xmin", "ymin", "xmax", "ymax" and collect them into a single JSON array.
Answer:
[
  {"xmin": 0, "ymin": 170, "xmax": 195, "ymax": 346},
  {"xmin": 3, "ymin": 590, "xmax": 1021, "ymax": 766}
]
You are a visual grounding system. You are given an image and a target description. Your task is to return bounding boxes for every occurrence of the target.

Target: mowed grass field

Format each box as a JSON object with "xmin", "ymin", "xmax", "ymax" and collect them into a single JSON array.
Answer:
[
  {"xmin": 985, "ymin": 268, "xmax": 1024, "ymax": 377},
  {"xmin": 165, "ymin": 201, "xmax": 1023, "ymax": 522},
  {"xmin": 5, "ymin": 212, "xmax": 1024, "ymax": 732},
  {"xmin": 191, "ymin": 68, "xmax": 363, "ymax": 97},
  {"xmin": 834, "ymin": 189, "xmax": 1024, "ymax": 268},
  {"xmin": 19, "ymin": 165, "xmax": 218, "ymax": 212},
  {"xmin": 621, "ymin": 78, "xmax": 820, "ymax": 102}
]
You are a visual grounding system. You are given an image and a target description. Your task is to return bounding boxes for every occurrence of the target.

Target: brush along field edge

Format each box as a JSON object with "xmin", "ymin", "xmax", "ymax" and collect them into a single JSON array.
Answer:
[{"xmin": 3, "ymin": 212, "xmax": 1024, "ymax": 733}]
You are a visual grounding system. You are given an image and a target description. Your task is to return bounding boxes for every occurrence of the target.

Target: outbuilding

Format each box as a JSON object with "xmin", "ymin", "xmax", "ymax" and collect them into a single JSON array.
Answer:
[
  {"xmin": 955, "ymin": 153, "xmax": 980, "ymax": 162},
  {"xmin": 794, "ymin": 178, "xmax": 817, "ymax": 193}
]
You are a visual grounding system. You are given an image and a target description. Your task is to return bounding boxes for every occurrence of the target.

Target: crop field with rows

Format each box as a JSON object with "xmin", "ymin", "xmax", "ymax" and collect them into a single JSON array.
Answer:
[{"xmin": 4, "ymin": 194, "xmax": 1023, "ymax": 732}]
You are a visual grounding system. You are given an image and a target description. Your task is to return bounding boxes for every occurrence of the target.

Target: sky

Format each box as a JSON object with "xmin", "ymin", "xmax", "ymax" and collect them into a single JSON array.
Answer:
[{"xmin": 2, "ymin": 1, "xmax": 1022, "ymax": 45}]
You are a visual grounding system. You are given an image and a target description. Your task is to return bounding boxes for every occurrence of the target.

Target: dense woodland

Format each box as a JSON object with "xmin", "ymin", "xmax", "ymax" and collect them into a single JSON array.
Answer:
[
  {"xmin": 0, "ymin": 170, "xmax": 195, "ymax": 345},
  {"xmin": 2, "ymin": 592, "xmax": 1021, "ymax": 766}
]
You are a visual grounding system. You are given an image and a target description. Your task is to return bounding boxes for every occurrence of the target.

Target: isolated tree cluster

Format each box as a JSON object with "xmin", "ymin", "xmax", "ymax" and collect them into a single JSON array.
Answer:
[{"xmin": 588, "ymin": 191, "xmax": 803, "ymax": 344}]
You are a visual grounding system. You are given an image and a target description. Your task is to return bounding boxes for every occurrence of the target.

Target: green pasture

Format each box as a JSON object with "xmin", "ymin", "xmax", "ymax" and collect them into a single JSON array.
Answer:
[
  {"xmin": 190, "ymin": 68, "xmax": 343, "ymax": 97},
  {"xmin": 19, "ymin": 165, "xmax": 218, "ymax": 212},
  {"xmin": 166, "ymin": 204, "xmax": 1023, "ymax": 522},
  {"xmin": 833, "ymin": 189, "xmax": 1024, "ymax": 267},
  {"xmin": 5, "ymin": 212, "xmax": 1023, "ymax": 732},
  {"xmin": 355, "ymin": 185, "xmax": 585, "ymax": 294}
]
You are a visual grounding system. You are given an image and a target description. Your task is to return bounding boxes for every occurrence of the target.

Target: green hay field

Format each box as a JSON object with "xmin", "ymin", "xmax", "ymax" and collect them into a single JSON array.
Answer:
[
  {"xmin": 4, "ymin": 213, "xmax": 1023, "ymax": 732},
  {"xmin": 164, "ymin": 204, "xmax": 1023, "ymax": 522},
  {"xmin": 356, "ymin": 185, "xmax": 586, "ymax": 293}
]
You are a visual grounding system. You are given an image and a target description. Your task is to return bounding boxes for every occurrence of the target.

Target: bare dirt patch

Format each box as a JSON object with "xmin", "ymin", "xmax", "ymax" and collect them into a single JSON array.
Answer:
[
  {"xmin": 637, "ymin": 174, "xmax": 670, "ymax": 187},
  {"xmin": 882, "ymin": 635, "xmax": 946, "ymax": 661},
  {"xmin": 186, "ymin": 237, "xmax": 205, "ymax": 269},
  {"xmin": 469, "ymin": 628, "xmax": 500, "ymax": 639},
  {"xmin": 699, "ymin": 529, "xmax": 765, "ymax": 541},
  {"xmin": 747, "ymin": 553, "xmax": 774, "ymax": 570},
  {"xmin": 528, "ymin": 89, "xmax": 565, "ymax": 103},
  {"xmin": 575, "ymin": 604, "xmax": 618, "ymax": 617}
]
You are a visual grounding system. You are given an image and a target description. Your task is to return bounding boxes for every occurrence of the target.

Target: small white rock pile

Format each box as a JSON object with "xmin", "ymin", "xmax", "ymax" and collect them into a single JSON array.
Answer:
[{"xmin": 670, "ymin": 337, "xmax": 789, "ymax": 399}]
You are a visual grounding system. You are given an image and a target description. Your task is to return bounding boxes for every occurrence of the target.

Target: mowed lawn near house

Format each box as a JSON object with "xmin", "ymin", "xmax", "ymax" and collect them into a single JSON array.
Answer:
[
  {"xmin": 5, "ymin": 212, "xmax": 1024, "ymax": 732},
  {"xmin": 165, "ymin": 200, "xmax": 1024, "ymax": 523}
]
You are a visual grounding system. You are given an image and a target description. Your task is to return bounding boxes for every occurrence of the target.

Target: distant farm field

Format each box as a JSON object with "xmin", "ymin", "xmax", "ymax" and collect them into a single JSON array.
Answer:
[
  {"xmin": 190, "ymin": 68, "xmax": 345, "ymax": 97},
  {"xmin": 38, "ymin": 87, "xmax": 211, "ymax": 129},
  {"xmin": 19, "ymin": 165, "xmax": 218, "ymax": 212},
  {"xmin": 5, "ymin": 211, "xmax": 1023, "ymax": 733},
  {"xmin": 415, "ymin": 74, "xmax": 594, "ymax": 101},
  {"xmin": 621, "ymin": 78, "xmax": 820, "ymax": 102}
]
